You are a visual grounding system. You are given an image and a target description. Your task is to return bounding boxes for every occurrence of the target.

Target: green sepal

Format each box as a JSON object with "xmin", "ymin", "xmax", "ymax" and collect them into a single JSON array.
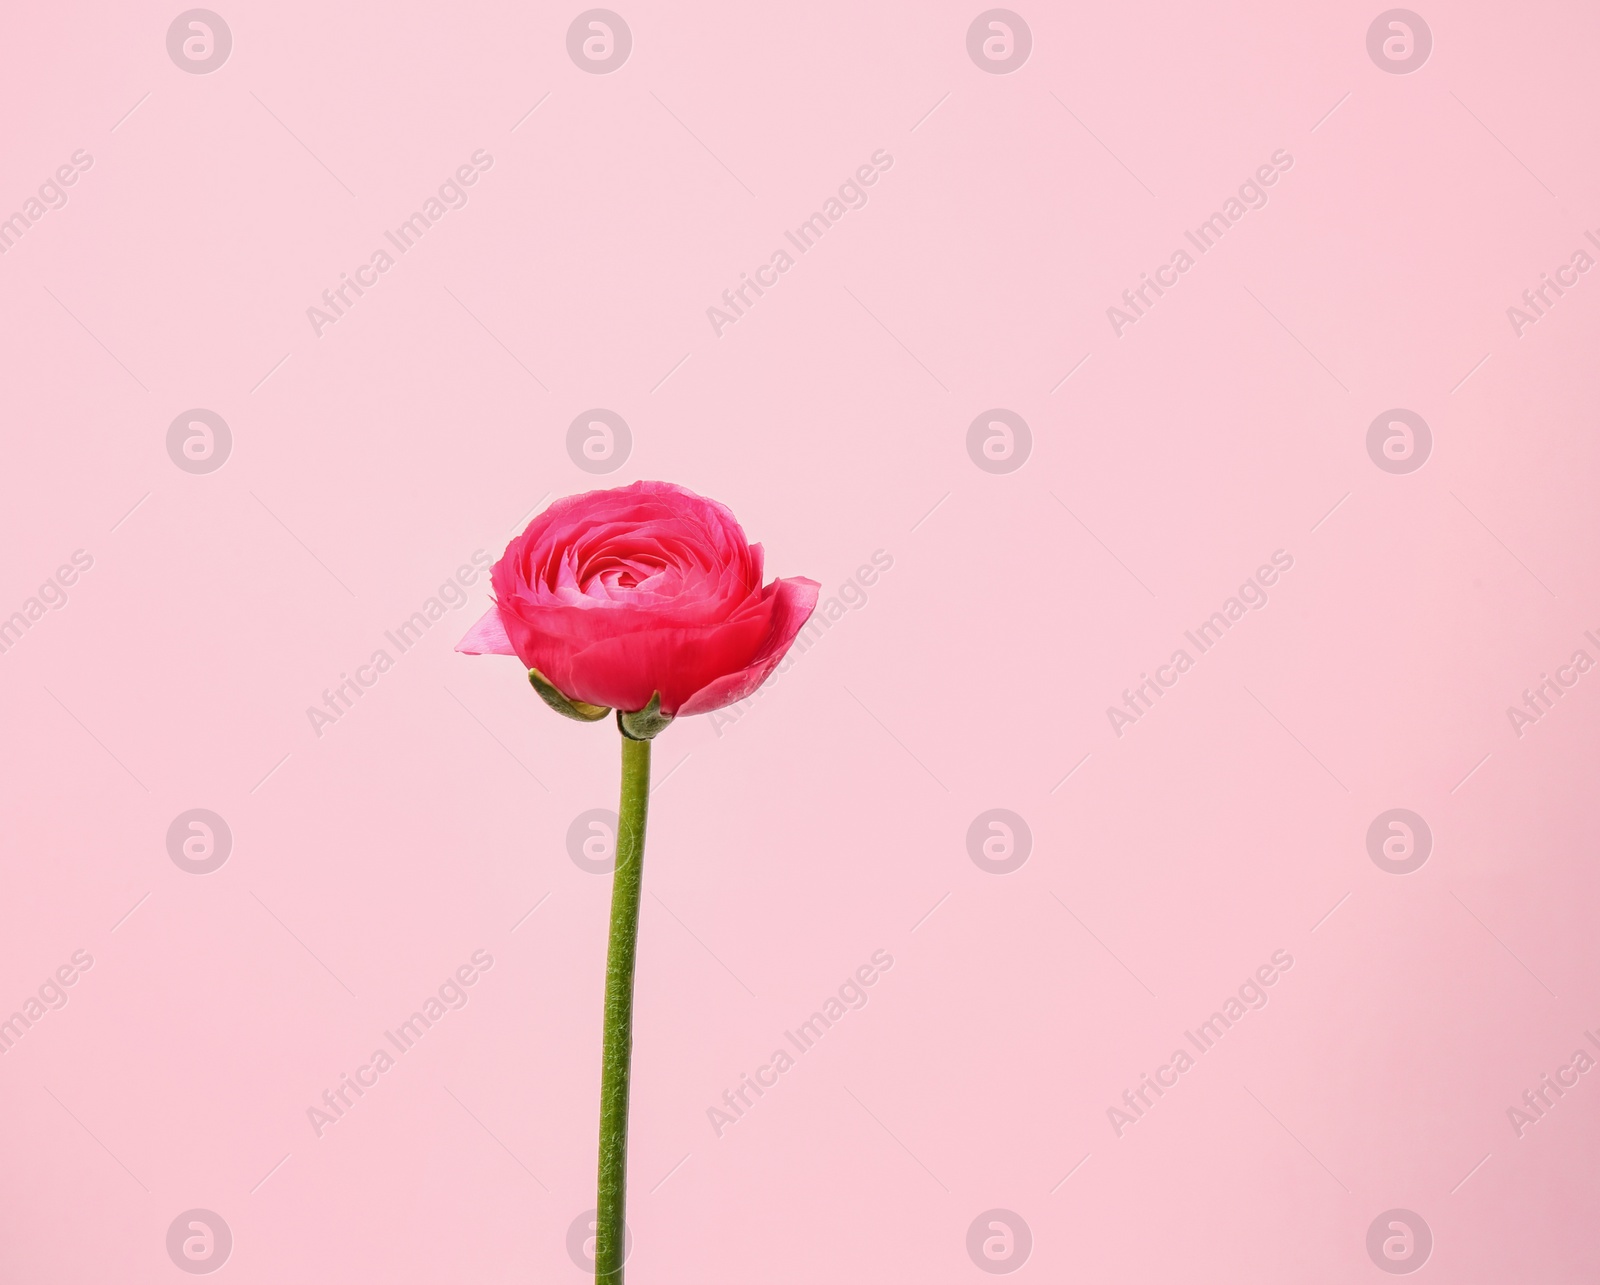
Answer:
[
  {"xmin": 528, "ymin": 668, "xmax": 611, "ymax": 722},
  {"xmin": 617, "ymin": 692, "xmax": 673, "ymax": 741}
]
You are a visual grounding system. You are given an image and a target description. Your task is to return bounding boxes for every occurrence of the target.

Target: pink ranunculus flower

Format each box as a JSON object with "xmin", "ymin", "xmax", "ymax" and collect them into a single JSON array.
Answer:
[{"xmin": 457, "ymin": 480, "xmax": 820, "ymax": 718}]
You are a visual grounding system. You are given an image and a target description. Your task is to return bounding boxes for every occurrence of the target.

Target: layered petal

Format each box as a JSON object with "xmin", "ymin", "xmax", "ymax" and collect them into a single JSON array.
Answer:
[
  {"xmin": 676, "ymin": 576, "xmax": 822, "ymax": 715},
  {"xmin": 542, "ymin": 587, "xmax": 778, "ymax": 713}
]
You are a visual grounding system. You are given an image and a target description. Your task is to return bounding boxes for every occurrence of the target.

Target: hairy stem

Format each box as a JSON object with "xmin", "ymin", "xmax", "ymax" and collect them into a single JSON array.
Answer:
[{"xmin": 595, "ymin": 732, "xmax": 650, "ymax": 1284}]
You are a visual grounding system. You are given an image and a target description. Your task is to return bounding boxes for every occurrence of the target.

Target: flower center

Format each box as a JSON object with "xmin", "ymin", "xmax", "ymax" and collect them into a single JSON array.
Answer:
[{"xmin": 584, "ymin": 552, "xmax": 670, "ymax": 595}]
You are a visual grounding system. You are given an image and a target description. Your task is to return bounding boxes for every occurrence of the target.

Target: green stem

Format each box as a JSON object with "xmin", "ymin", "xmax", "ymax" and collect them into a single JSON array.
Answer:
[{"xmin": 596, "ymin": 731, "xmax": 651, "ymax": 1284}]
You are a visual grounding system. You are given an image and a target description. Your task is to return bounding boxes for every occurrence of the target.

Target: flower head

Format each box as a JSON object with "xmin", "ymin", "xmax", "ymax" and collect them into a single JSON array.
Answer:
[{"xmin": 458, "ymin": 481, "xmax": 819, "ymax": 720}]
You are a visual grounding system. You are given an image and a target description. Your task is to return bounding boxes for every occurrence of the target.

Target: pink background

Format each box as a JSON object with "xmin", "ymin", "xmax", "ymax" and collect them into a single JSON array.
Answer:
[{"xmin": 3, "ymin": 0, "xmax": 1598, "ymax": 1279}]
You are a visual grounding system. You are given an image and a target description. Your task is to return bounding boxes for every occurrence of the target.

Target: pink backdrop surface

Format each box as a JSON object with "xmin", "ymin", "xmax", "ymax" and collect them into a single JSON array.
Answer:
[{"xmin": 3, "ymin": 1, "xmax": 1598, "ymax": 1280}]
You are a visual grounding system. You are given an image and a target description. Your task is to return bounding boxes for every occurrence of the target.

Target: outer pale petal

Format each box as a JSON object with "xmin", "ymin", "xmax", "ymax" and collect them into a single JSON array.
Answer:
[
  {"xmin": 455, "ymin": 605, "xmax": 518, "ymax": 655},
  {"xmin": 675, "ymin": 577, "xmax": 822, "ymax": 716}
]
